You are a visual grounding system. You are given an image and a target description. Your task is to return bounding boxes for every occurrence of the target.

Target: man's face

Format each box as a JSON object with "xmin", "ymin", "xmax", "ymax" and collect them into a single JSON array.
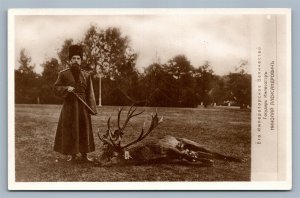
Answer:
[{"xmin": 70, "ymin": 55, "xmax": 82, "ymax": 67}]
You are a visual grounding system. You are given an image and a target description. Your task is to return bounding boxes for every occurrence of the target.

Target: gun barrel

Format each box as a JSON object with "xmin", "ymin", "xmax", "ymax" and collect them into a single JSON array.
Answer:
[{"xmin": 71, "ymin": 91, "xmax": 97, "ymax": 115}]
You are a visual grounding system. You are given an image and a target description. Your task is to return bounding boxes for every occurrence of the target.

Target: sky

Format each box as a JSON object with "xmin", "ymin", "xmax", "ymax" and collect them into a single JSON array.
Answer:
[{"xmin": 15, "ymin": 14, "xmax": 251, "ymax": 75}]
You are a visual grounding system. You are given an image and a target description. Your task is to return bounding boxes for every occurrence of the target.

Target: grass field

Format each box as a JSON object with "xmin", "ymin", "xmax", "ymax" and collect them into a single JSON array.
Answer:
[{"xmin": 14, "ymin": 104, "xmax": 251, "ymax": 182}]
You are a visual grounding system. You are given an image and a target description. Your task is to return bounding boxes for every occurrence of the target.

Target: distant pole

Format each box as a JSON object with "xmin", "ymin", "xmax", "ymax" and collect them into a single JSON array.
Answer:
[
  {"xmin": 37, "ymin": 96, "xmax": 40, "ymax": 104},
  {"xmin": 98, "ymin": 73, "xmax": 102, "ymax": 107}
]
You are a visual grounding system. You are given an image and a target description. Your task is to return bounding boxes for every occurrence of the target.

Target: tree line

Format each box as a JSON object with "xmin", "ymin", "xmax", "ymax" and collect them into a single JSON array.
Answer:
[{"xmin": 15, "ymin": 25, "xmax": 251, "ymax": 109}]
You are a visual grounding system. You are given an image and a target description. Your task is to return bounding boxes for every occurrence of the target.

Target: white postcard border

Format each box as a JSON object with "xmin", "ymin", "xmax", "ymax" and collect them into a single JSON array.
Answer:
[{"xmin": 7, "ymin": 8, "xmax": 292, "ymax": 190}]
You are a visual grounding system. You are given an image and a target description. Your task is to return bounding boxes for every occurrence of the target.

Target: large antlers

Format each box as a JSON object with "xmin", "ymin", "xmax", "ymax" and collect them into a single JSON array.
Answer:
[
  {"xmin": 97, "ymin": 117, "xmax": 118, "ymax": 147},
  {"xmin": 121, "ymin": 111, "xmax": 163, "ymax": 149},
  {"xmin": 117, "ymin": 105, "xmax": 145, "ymax": 132},
  {"xmin": 98, "ymin": 105, "xmax": 163, "ymax": 150}
]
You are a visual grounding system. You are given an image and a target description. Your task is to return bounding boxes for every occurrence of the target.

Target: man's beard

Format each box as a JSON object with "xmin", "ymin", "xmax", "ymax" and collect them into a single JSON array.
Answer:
[{"xmin": 71, "ymin": 63, "xmax": 80, "ymax": 71}]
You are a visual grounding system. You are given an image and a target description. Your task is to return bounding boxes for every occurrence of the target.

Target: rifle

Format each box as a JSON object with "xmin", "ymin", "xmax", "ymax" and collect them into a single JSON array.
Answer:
[{"xmin": 71, "ymin": 91, "xmax": 97, "ymax": 115}]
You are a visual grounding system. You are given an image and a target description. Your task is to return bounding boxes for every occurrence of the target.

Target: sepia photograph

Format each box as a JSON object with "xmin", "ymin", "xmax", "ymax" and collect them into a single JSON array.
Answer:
[{"xmin": 7, "ymin": 8, "xmax": 291, "ymax": 190}]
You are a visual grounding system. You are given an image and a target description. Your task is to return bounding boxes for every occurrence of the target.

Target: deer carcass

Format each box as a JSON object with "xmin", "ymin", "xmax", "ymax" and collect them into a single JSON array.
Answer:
[{"xmin": 97, "ymin": 106, "xmax": 243, "ymax": 166}]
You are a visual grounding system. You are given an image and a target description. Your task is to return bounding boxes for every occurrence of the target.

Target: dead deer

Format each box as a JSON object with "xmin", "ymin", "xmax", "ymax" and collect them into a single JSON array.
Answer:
[{"xmin": 96, "ymin": 105, "xmax": 243, "ymax": 166}]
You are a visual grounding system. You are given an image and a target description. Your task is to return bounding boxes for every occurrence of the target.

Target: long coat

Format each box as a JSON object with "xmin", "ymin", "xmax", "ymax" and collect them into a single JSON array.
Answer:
[{"xmin": 53, "ymin": 68, "xmax": 97, "ymax": 155}]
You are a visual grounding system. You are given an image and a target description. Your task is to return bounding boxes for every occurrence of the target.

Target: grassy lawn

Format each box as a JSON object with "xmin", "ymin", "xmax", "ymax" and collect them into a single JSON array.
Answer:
[{"xmin": 14, "ymin": 104, "xmax": 251, "ymax": 182}]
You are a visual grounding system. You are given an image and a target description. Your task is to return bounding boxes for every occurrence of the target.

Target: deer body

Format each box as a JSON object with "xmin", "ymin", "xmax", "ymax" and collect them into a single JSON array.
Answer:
[{"xmin": 97, "ymin": 106, "xmax": 243, "ymax": 166}]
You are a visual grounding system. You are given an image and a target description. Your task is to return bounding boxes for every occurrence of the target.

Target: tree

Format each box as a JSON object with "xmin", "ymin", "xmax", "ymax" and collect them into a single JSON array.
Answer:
[
  {"xmin": 225, "ymin": 62, "xmax": 251, "ymax": 109},
  {"xmin": 15, "ymin": 49, "xmax": 40, "ymax": 104},
  {"xmin": 194, "ymin": 62, "xmax": 214, "ymax": 107},
  {"xmin": 164, "ymin": 55, "xmax": 194, "ymax": 84},
  {"xmin": 18, "ymin": 49, "xmax": 35, "ymax": 74},
  {"xmin": 57, "ymin": 26, "xmax": 139, "ymax": 105},
  {"xmin": 82, "ymin": 26, "xmax": 137, "ymax": 79},
  {"xmin": 162, "ymin": 55, "xmax": 197, "ymax": 107},
  {"xmin": 208, "ymin": 75, "xmax": 227, "ymax": 105},
  {"xmin": 140, "ymin": 63, "xmax": 175, "ymax": 106},
  {"xmin": 82, "ymin": 26, "xmax": 139, "ymax": 106},
  {"xmin": 39, "ymin": 58, "xmax": 63, "ymax": 104},
  {"xmin": 57, "ymin": 39, "xmax": 74, "ymax": 68},
  {"xmin": 41, "ymin": 25, "xmax": 252, "ymax": 108}
]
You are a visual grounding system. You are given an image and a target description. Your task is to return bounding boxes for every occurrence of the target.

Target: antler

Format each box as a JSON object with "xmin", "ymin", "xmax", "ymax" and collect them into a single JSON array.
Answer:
[
  {"xmin": 117, "ymin": 105, "xmax": 144, "ymax": 132},
  {"xmin": 98, "ymin": 105, "xmax": 163, "ymax": 151},
  {"xmin": 97, "ymin": 128, "xmax": 113, "ymax": 146},
  {"xmin": 97, "ymin": 117, "xmax": 119, "ymax": 148},
  {"xmin": 121, "ymin": 111, "xmax": 163, "ymax": 149}
]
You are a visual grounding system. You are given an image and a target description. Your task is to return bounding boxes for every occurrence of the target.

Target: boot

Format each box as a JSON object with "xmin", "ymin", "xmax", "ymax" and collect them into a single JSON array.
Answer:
[
  {"xmin": 81, "ymin": 153, "xmax": 94, "ymax": 163},
  {"xmin": 66, "ymin": 154, "xmax": 77, "ymax": 162}
]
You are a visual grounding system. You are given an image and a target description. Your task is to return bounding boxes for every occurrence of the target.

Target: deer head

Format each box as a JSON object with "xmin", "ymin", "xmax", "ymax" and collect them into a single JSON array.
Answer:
[{"xmin": 97, "ymin": 105, "xmax": 163, "ymax": 160}]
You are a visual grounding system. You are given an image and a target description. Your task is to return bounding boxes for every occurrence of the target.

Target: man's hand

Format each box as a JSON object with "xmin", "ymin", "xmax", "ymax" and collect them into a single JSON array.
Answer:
[{"xmin": 67, "ymin": 86, "xmax": 75, "ymax": 92}]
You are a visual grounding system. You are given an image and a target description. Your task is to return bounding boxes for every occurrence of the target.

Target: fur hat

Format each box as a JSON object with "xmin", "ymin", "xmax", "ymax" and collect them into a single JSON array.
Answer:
[{"xmin": 69, "ymin": 45, "xmax": 83, "ymax": 60}]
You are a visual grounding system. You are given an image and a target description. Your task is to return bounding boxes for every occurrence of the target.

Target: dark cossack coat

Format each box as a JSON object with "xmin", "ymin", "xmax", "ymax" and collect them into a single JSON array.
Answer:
[{"xmin": 53, "ymin": 68, "xmax": 97, "ymax": 155}]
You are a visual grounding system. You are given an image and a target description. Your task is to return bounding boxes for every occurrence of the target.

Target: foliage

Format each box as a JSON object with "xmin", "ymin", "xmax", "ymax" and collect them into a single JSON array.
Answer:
[
  {"xmin": 140, "ymin": 63, "xmax": 176, "ymax": 107},
  {"xmin": 225, "ymin": 72, "xmax": 251, "ymax": 109},
  {"xmin": 39, "ymin": 58, "xmax": 63, "ymax": 104},
  {"xmin": 162, "ymin": 55, "xmax": 197, "ymax": 107},
  {"xmin": 83, "ymin": 26, "xmax": 137, "ymax": 79},
  {"xmin": 15, "ymin": 26, "xmax": 251, "ymax": 109},
  {"xmin": 193, "ymin": 62, "xmax": 215, "ymax": 107},
  {"xmin": 55, "ymin": 26, "xmax": 139, "ymax": 106},
  {"xmin": 15, "ymin": 49, "xmax": 40, "ymax": 104},
  {"xmin": 57, "ymin": 39, "xmax": 74, "ymax": 68}
]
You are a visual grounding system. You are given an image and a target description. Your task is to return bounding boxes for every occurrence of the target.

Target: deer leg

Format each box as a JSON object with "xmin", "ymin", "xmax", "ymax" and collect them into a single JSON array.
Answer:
[
  {"xmin": 195, "ymin": 151, "xmax": 214, "ymax": 159},
  {"xmin": 196, "ymin": 150, "xmax": 243, "ymax": 162},
  {"xmin": 210, "ymin": 152, "xmax": 243, "ymax": 162},
  {"xmin": 164, "ymin": 147, "xmax": 200, "ymax": 162},
  {"xmin": 195, "ymin": 150, "xmax": 243, "ymax": 163},
  {"xmin": 178, "ymin": 138, "xmax": 243, "ymax": 162},
  {"xmin": 165, "ymin": 148, "xmax": 214, "ymax": 167},
  {"xmin": 177, "ymin": 137, "xmax": 213, "ymax": 153}
]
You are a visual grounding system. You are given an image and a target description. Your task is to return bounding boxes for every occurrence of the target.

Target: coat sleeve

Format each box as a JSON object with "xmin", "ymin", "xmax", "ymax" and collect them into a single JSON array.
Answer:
[
  {"xmin": 86, "ymin": 74, "xmax": 97, "ymax": 115},
  {"xmin": 53, "ymin": 72, "xmax": 70, "ymax": 99}
]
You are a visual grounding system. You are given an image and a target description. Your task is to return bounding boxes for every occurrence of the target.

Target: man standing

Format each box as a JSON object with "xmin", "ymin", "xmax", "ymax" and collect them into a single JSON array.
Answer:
[{"xmin": 53, "ymin": 44, "xmax": 97, "ymax": 163}]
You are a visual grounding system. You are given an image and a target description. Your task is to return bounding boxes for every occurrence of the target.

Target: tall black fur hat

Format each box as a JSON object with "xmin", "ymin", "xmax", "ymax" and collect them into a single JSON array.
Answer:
[{"xmin": 69, "ymin": 45, "xmax": 83, "ymax": 60}]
